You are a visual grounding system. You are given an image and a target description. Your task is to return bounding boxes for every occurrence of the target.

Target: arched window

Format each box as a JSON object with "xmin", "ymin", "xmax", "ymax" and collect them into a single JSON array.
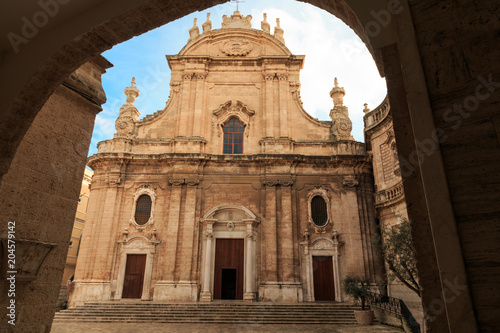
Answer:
[
  {"xmin": 223, "ymin": 118, "xmax": 244, "ymax": 154},
  {"xmin": 311, "ymin": 196, "xmax": 328, "ymax": 227},
  {"xmin": 134, "ymin": 194, "xmax": 152, "ymax": 225}
]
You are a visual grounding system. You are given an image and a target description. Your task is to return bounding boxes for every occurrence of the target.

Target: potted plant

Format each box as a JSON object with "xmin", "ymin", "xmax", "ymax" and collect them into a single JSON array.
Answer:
[{"xmin": 342, "ymin": 276, "xmax": 374, "ymax": 325}]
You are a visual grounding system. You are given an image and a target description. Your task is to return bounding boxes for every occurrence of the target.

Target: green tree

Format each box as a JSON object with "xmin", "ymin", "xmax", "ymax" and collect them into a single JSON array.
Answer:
[
  {"xmin": 342, "ymin": 276, "xmax": 372, "ymax": 310},
  {"xmin": 377, "ymin": 219, "xmax": 420, "ymax": 297}
]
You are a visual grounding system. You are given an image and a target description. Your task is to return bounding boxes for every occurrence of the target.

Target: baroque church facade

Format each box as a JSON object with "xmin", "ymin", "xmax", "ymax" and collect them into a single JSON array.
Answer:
[{"xmin": 71, "ymin": 11, "xmax": 387, "ymax": 305}]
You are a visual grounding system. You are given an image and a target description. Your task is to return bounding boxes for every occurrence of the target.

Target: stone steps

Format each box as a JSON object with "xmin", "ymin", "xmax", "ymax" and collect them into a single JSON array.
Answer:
[{"xmin": 53, "ymin": 302, "xmax": 361, "ymax": 324}]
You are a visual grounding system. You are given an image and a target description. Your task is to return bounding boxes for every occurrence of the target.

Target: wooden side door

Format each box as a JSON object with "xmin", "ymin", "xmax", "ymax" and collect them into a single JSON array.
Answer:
[
  {"xmin": 122, "ymin": 254, "xmax": 147, "ymax": 299},
  {"xmin": 213, "ymin": 239, "xmax": 244, "ymax": 300},
  {"xmin": 313, "ymin": 256, "xmax": 335, "ymax": 301}
]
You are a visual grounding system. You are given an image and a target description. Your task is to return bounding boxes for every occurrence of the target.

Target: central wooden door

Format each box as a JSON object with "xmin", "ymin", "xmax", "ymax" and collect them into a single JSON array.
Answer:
[
  {"xmin": 313, "ymin": 256, "xmax": 335, "ymax": 301},
  {"xmin": 122, "ymin": 254, "xmax": 146, "ymax": 299},
  {"xmin": 214, "ymin": 239, "xmax": 244, "ymax": 300}
]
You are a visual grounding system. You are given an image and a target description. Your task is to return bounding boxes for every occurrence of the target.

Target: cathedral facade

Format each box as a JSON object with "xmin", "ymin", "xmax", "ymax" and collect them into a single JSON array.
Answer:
[{"xmin": 70, "ymin": 11, "xmax": 384, "ymax": 305}]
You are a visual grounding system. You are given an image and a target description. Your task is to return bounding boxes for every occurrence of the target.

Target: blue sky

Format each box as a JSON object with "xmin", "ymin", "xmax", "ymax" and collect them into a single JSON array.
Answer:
[{"xmin": 90, "ymin": 0, "xmax": 387, "ymax": 156}]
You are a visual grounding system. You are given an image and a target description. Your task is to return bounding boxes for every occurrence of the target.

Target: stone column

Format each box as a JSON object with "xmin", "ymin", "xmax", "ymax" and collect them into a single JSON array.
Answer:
[
  {"xmin": 165, "ymin": 178, "xmax": 183, "ymax": 281},
  {"xmin": 280, "ymin": 182, "xmax": 294, "ymax": 281},
  {"xmin": 244, "ymin": 220, "xmax": 256, "ymax": 301},
  {"xmin": 192, "ymin": 73, "xmax": 206, "ymax": 136},
  {"xmin": 301, "ymin": 241, "xmax": 314, "ymax": 302},
  {"xmin": 332, "ymin": 231, "xmax": 341, "ymax": 302},
  {"xmin": 176, "ymin": 73, "xmax": 193, "ymax": 136},
  {"xmin": 177, "ymin": 179, "xmax": 198, "ymax": 282},
  {"xmin": 200, "ymin": 220, "xmax": 215, "ymax": 301},
  {"xmin": 262, "ymin": 181, "xmax": 277, "ymax": 282},
  {"xmin": 264, "ymin": 74, "xmax": 275, "ymax": 138},
  {"xmin": 278, "ymin": 74, "xmax": 289, "ymax": 138}
]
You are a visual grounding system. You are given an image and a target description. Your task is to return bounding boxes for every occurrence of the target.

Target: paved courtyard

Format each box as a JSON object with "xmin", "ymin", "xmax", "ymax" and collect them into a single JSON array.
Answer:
[{"xmin": 51, "ymin": 322, "xmax": 404, "ymax": 333}]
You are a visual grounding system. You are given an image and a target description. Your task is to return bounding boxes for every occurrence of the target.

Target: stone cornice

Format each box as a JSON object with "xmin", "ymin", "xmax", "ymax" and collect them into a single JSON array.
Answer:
[{"xmin": 87, "ymin": 152, "xmax": 371, "ymax": 170}]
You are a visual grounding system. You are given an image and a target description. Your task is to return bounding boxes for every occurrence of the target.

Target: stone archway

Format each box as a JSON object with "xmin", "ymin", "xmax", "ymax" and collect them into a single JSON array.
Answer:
[{"xmin": 1, "ymin": 1, "xmax": 497, "ymax": 332}]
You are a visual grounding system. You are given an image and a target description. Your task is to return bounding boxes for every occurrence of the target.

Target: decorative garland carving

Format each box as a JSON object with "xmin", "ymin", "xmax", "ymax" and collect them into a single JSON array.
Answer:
[{"xmin": 219, "ymin": 38, "xmax": 253, "ymax": 56}]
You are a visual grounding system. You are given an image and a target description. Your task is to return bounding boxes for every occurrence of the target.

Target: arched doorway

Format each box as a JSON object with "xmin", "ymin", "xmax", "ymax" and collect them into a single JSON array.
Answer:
[{"xmin": 200, "ymin": 205, "xmax": 260, "ymax": 301}]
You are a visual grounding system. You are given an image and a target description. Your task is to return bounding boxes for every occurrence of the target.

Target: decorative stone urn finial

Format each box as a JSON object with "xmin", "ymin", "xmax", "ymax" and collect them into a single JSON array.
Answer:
[
  {"xmin": 261, "ymin": 13, "xmax": 270, "ymax": 33},
  {"xmin": 188, "ymin": 17, "xmax": 200, "ymax": 41},
  {"xmin": 202, "ymin": 13, "xmax": 212, "ymax": 32},
  {"xmin": 363, "ymin": 103, "xmax": 370, "ymax": 114},
  {"xmin": 274, "ymin": 18, "xmax": 284, "ymax": 44},
  {"xmin": 115, "ymin": 78, "xmax": 140, "ymax": 138},
  {"xmin": 329, "ymin": 77, "xmax": 345, "ymax": 107},
  {"xmin": 124, "ymin": 77, "xmax": 140, "ymax": 105},
  {"xmin": 329, "ymin": 77, "xmax": 353, "ymax": 141}
]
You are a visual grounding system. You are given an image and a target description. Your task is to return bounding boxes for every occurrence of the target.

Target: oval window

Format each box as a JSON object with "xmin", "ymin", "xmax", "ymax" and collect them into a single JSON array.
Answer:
[
  {"xmin": 311, "ymin": 196, "xmax": 328, "ymax": 227},
  {"xmin": 135, "ymin": 194, "xmax": 152, "ymax": 225}
]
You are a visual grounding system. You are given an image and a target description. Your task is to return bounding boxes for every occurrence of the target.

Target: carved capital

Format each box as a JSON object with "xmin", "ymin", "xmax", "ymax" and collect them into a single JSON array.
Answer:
[
  {"xmin": 195, "ymin": 72, "xmax": 208, "ymax": 80},
  {"xmin": 185, "ymin": 178, "xmax": 200, "ymax": 186},
  {"xmin": 183, "ymin": 73, "xmax": 194, "ymax": 80},
  {"xmin": 264, "ymin": 74, "xmax": 275, "ymax": 81},
  {"xmin": 263, "ymin": 179, "xmax": 279, "ymax": 187},
  {"xmin": 279, "ymin": 179, "xmax": 294, "ymax": 187},
  {"xmin": 278, "ymin": 73, "xmax": 289, "ymax": 81},
  {"xmin": 169, "ymin": 178, "xmax": 185, "ymax": 186},
  {"xmin": 205, "ymin": 231, "xmax": 214, "ymax": 239}
]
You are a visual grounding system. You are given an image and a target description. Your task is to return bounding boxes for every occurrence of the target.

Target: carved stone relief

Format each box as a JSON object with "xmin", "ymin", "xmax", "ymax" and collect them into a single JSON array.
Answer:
[{"xmin": 220, "ymin": 39, "xmax": 253, "ymax": 56}]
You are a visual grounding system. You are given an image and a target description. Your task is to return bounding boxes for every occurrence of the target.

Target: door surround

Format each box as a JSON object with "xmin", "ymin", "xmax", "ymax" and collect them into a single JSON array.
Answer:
[
  {"xmin": 200, "ymin": 205, "xmax": 259, "ymax": 302},
  {"xmin": 115, "ymin": 235, "xmax": 160, "ymax": 300},
  {"xmin": 301, "ymin": 235, "xmax": 341, "ymax": 302}
]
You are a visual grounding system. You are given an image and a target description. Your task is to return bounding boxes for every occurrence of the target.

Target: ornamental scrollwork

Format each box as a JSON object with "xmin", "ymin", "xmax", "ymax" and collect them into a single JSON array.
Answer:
[
  {"xmin": 219, "ymin": 38, "xmax": 253, "ymax": 56},
  {"xmin": 213, "ymin": 100, "xmax": 255, "ymax": 137}
]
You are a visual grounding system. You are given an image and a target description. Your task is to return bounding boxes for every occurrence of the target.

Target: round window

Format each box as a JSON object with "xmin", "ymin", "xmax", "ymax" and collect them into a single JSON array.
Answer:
[{"xmin": 311, "ymin": 196, "xmax": 328, "ymax": 227}]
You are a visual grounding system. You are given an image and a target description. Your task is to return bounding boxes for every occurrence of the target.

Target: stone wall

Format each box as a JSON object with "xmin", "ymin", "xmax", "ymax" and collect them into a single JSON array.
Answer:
[{"xmin": 0, "ymin": 57, "xmax": 110, "ymax": 332}]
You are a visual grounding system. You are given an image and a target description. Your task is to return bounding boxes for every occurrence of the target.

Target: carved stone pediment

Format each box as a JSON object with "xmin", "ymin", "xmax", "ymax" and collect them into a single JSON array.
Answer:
[{"xmin": 213, "ymin": 100, "xmax": 255, "ymax": 137}]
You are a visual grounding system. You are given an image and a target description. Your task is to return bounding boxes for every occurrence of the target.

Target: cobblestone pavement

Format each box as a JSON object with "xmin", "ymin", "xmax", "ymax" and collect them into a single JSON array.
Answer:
[{"xmin": 51, "ymin": 322, "xmax": 404, "ymax": 333}]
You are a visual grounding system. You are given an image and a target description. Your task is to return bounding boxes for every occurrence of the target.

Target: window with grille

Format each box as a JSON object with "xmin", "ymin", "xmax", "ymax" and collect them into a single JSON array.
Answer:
[
  {"xmin": 223, "ymin": 118, "xmax": 244, "ymax": 154},
  {"xmin": 311, "ymin": 196, "xmax": 328, "ymax": 227},
  {"xmin": 135, "ymin": 194, "xmax": 152, "ymax": 225}
]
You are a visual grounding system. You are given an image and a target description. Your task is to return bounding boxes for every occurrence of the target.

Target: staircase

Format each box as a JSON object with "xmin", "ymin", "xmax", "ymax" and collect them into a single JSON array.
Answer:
[{"xmin": 53, "ymin": 302, "xmax": 360, "ymax": 324}]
